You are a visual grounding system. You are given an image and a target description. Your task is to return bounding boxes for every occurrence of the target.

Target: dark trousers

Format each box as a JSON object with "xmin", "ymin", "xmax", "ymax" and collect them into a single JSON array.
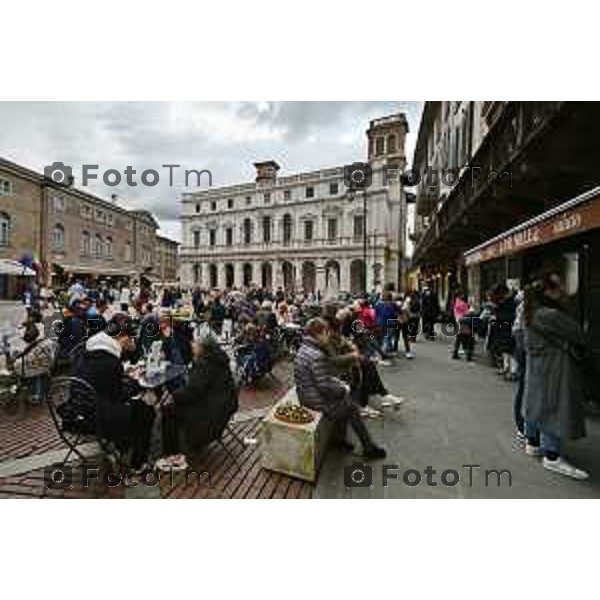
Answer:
[
  {"xmin": 126, "ymin": 401, "xmax": 155, "ymax": 468},
  {"xmin": 327, "ymin": 397, "xmax": 377, "ymax": 451},
  {"xmin": 452, "ymin": 333, "xmax": 474, "ymax": 360},
  {"xmin": 161, "ymin": 404, "xmax": 182, "ymax": 456},
  {"xmin": 422, "ymin": 316, "xmax": 436, "ymax": 339},
  {"xmin": 513, "ymin": 332, "xmax": 526, "ymax": 434},
  {"xmin": 352, "ymin": 359, "xmax": 388, "ymax": 406},
  {"xmin": 400, "ymin": 323, "xmax": 411, "ymax": 353}
]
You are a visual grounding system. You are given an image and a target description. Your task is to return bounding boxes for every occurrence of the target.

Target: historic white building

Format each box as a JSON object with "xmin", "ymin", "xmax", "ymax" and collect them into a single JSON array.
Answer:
[{"xmin": 179, "ymin": 113, "xmax": 409, "ymax": 295}]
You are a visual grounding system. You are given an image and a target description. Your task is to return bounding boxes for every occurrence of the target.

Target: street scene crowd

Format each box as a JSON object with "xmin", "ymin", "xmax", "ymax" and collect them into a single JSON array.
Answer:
[{"xmin": 1, "ymin": 267, "xmax": 596, "ymax": 488}]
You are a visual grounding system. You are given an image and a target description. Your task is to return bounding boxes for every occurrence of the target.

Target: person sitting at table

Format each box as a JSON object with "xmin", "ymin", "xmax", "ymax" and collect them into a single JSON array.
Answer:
[
  {"xmin": 157, "ymin": 316, "xmax": 187, "ymax": 392},
  {"xmin": 72, "ymin": 313, "xmax": 155, "ymax": 472},
  {"xmin": 155, "ymin": 329, "xmax": 238, "ymax": 471}
]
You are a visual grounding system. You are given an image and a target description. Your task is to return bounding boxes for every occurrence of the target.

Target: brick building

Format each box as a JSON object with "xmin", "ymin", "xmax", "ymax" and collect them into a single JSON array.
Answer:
[
  {"xmin": 0, "ymin": 157, "xmax": 168, "ymax": 297},
  {"xmin": 156, "ymin": 234, "xmax": 179, "ymax": 284}
]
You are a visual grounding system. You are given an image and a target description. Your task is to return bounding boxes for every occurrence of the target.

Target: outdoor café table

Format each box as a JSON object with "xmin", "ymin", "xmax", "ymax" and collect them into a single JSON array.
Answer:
[{"xmin": 132, "ymin": 363, "xmax": 188, "ymax": 406}]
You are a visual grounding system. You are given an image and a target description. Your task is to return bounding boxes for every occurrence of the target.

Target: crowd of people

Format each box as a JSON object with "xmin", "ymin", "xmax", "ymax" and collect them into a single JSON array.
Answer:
[{"xmin": 2, "ymin": 271, "xmax": 596, "ymax": 482}]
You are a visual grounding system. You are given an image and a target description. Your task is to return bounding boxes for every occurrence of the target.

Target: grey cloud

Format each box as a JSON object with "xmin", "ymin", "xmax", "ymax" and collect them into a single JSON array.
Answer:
[{"xmin": 0, "ymin": 101, "xmax": 422, "ymax": 239}]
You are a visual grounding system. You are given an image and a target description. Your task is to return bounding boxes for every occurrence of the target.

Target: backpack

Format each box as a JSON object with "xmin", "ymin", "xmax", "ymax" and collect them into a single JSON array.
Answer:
[{"xmin": 409, "ymin": 296, "xmax": 421, "ymax": 314}]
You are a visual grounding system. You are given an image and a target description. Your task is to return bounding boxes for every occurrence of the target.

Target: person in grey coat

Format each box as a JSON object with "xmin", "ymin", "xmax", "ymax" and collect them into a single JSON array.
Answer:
[
  {"xmin": 294, "ymin": 318, "xmax": 386, "ymax": 460},
  {"xmin": 522, "ymin": 272, "xmax": 588, "ymax": 480}
]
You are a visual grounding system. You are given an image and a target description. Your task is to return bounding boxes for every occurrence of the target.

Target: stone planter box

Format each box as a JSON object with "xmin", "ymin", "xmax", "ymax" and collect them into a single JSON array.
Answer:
[{"xmin": 260, "ymin": 388, "xmax": 332, "ymax": 483}]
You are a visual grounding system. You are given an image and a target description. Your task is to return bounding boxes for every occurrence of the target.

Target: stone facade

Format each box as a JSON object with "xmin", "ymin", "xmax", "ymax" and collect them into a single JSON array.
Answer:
[
  {"xmin": 0, "ymin": 161, "xmax": 43, "ymax": 263},
  {"xmin": 179, "ymin": 113, "xmax": 409, "ymax": 295},
  {"xmin": 156, "ymin": 235, "xmax": 179, "ymax": 283},
  {"xmin": 0, "ymin": 157, "xmax": 168, "ymax": 290}
]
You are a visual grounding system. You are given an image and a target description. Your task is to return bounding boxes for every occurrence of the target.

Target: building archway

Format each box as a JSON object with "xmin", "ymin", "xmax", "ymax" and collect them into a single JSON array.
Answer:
[
  {"xmin": 350, "ymin": 259, "xmax": 365, "ymax": 295},
  {"xmin": 282, "ymin": 261, "xmax": 294, "ymax": 291},
  {"xmin": 243, "ymin": 263, "xmax": 253, "ymax": 287},
  {"xmin": 324, "ymin": 260, "xmax": 341, "ymax": 297},
  {"xmin": 209, "ymin": 264, "xmax": 218, "ymax": 288},
  {"xmin": 192, "ymin": 263, "xmax": 201, "ymax": 285},
  {"xmin": 225, "ymin": 264, "xmax": 235, "ymax": 288},
  {"xmin": 302, "ymin": 261, "xmax": 316, "ymax": 293},
  {"xmin": 261, "ymin": 262, "xmax": 273, "ymax": 289}
]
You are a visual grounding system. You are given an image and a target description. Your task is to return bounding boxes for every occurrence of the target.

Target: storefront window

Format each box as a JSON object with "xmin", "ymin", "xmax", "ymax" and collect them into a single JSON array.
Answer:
[{"xmin": 563, "ymin": 252, "xmax": 579, "ymax": 297}]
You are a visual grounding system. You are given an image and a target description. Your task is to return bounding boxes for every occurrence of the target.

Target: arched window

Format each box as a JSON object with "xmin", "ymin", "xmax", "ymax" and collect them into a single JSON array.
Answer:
[
  {"xmin": 375, "ymin": 136, "xmax": 385, "ymax": 156},
  {"xmin": 0, "ymin": 212, "xmax": 10, "ymax": 246},
  {"xmin": 53, "ymin": 224, "xmax": 65, "ymax": 251},
  {"xmin": 262, "ymin": 216, "xmax": 271, "ymax": 243},
  {"xmin": 105, "ymin": 236, "xmax": 113, "ymax": 258},
  {"xmin": 193, "ymin": 263, "xmax": 201, "ymax": 284},
  {"xmin": 95, "ymin": 234, "xmax": 103, "ymax": 257},
  {"xmin": 283, "ymin": 214, "xmax": 293, "ymax": 245},
  {"xmin": 243, "ymin": 218, "xmax": 253, "ymax": 245},
  {"xmin": 80, "ymin": 230, "xmax": 90, "ymax": 255}
]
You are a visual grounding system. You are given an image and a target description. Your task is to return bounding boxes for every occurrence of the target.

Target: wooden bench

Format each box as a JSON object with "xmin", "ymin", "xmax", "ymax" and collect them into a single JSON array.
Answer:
[{"xmin": 260, "ymin": 387, "xmax": 332, "ymax": 483}]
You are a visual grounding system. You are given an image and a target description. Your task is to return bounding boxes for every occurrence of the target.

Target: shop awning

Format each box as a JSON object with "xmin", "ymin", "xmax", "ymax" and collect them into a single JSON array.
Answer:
[
  {"xmin": 464, "ymin": 186, "xmax": 600, "ymax": 267},
  {"xmin": 58, "ymin": 264, "xmax": 138, "ymax": 277},
  {"xmin": 0, "ymin": 259, "xmax": 36, "ymax": 276}
]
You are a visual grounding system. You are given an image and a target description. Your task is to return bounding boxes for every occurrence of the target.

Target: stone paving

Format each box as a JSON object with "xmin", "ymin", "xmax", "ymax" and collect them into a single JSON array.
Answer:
[
  {"xmin": 2, "ymin": 305, "xmax": 600, "ymax": 499},
  {"xmin": 316, "ymin": 337, "xmax": 600, "ymax": 499}
]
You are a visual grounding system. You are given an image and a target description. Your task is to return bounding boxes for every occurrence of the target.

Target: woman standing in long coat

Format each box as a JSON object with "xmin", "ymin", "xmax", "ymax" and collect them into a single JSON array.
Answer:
[{"xmin": 522, "ymin": 272, "xmax": 588, "ymax": 480}]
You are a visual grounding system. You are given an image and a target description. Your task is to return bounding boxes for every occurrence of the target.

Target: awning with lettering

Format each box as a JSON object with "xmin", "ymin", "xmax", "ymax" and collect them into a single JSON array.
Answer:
[{"xmin": 464, "ymin": 186, "xmax": 600, "ymax": 267}]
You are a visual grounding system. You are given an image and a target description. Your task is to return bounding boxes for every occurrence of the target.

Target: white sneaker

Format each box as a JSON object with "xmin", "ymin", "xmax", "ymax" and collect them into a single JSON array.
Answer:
[
  {"xmin": 377, "ymin": 359, "xmax": 392, "ymax": 367},
  {"xmin": 543, "ymin": 457, "xmax": 589, "ymax": 480},
  {"xmin": 381, "ymin": 394, "xmax": 405, "ymax": 409},
  {"xmin": 525, "ymin": 443, "xmax": 543, "ymax": 457},
  {"xmin": 359, "ymin": 406, "xmax": 383, "ymax": 418},
  {"xmin": 405, "ymin": 351, "xmax": 415, "ymax": 359},
  {"xmin": 155, "ymin": 454, "xmax": 189, "ymax": 472}
]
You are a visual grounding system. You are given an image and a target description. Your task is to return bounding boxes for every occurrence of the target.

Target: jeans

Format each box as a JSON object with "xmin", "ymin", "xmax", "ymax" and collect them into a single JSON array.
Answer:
[
  {"xmin": 28, "ymin": 375, "xmax": 49, "ymax": 402},
  {"xmin": 513, "ymin": 332, "xmax": 526, "ymax": 433},
  {"xmin": 524, "ymin": 421, "xmax": 560, "ymax": 456},
  {"xmin": 382, "ymin": 329, "xmax": 397, "ymax": 355},
  {"xmin": 351, "ymin": 358, "xmax": 388, "ymax": 407}
]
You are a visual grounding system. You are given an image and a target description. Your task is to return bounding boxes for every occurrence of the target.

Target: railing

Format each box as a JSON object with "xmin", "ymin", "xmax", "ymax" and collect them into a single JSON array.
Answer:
[{"xmin": 180, "ymin": 234, "xmax": 389, "ymax": 257}]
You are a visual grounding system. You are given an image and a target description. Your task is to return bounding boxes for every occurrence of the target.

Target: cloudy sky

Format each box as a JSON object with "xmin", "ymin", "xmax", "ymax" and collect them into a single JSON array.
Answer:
[{"xmin": 0, "ymin": 101, "xmax": 422, "ymax": 241}]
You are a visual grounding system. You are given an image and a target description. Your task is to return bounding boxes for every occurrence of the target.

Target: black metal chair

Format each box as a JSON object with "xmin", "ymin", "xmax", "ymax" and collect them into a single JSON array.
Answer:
[{"xmin": 46, "ymin": 376, "xmax": 125, "ymax": 467}]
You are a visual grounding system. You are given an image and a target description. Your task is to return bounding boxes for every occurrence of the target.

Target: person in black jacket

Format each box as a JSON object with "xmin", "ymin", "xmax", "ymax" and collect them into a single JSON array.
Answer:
[
  {"xmin": 73, "ymin": 314, "xmax": 155, "ymax": 471},
  {"xmin": 155, "ymin": 332, "xmax": 238, "ymax": 471},
  {"xmin": 55, "ymin": 299, "xmax": 86, "ymax": 369}
]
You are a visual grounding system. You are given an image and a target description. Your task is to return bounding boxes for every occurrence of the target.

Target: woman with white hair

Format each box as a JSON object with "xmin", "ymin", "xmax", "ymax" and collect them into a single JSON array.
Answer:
[{"xmin": 155, "ymin": 329, "xmax": 238, "ymax": 471}]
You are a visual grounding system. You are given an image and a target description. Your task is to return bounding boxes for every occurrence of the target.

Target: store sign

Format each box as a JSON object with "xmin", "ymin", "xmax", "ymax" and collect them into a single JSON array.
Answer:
[{"xmin": 465, "ymin": 196, "xmax": 600, "ymax": 266}]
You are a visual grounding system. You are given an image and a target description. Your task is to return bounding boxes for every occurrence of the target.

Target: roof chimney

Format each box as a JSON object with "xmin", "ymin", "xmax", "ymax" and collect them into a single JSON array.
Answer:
[{"xmin": 253, "ymin": 160, "xmax": 280, "ymax": 186}]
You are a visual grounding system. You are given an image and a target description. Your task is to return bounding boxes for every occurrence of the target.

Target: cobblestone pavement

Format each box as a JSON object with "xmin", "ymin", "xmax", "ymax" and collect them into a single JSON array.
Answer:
[
  {"xmin": 316, "ymin": 337, "xmax": 600, "ymax": 499},
  {"xmin": 0, "ymin": 357, "xmax": 303, "ymax": 499}
]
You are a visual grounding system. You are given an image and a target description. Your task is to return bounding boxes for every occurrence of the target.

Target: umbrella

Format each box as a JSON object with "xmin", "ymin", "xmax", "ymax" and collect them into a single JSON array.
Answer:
[{"xmin": 0, "ymin": 259, "xmax": 36, "ymax": 277}]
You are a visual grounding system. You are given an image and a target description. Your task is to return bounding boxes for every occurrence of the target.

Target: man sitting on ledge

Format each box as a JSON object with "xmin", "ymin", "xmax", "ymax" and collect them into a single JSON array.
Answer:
[{"xmin": 294, "ymin": 318, "xmax": 386, "ymax": 460}]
